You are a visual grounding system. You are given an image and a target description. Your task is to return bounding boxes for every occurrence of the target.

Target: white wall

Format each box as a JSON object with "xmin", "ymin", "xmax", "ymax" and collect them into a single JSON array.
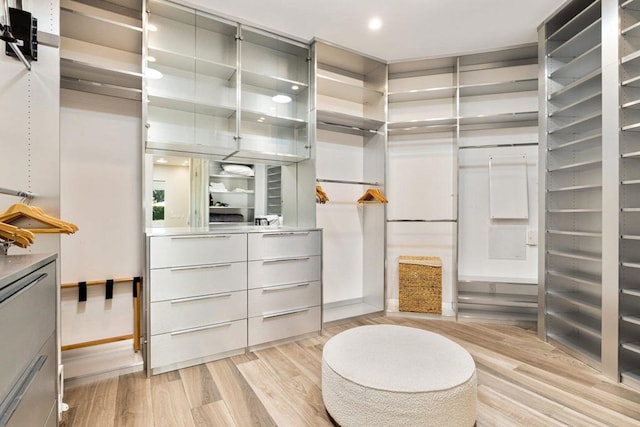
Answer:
[{"xmin": 59, "ymin": 90, "xmax": 142, "ymax": 346}]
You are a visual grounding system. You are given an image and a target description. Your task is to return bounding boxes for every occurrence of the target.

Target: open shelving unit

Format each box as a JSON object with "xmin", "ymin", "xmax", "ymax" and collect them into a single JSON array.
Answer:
[
  {"xmin": 208, "ymin": 161, "xmax": 255, "ymax": 224},
  {"xmin": 314, "ymin": 41, "xmax": 387, "ymax": 323},
  {"xmin": 541, "ymin": 0, "xmax": 604, "ymax": 370},
  {"xmin": 620, "ymin": 0, "xmax": 640, "ymax": 390},
  {"xmin": 60, "ymin": 0, "xmax": 143, "ymax": 100}
]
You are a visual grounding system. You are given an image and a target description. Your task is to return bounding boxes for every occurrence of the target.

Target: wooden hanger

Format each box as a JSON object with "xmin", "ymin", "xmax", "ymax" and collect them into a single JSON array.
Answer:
[
  {"xmin": 0, "ymin": 222, "xmax": 35, "ymax": 248},
  {"xmin": 316, "ymin": 185, "xmax": 329, "ymax": 204},
  {"xmin": 0, "ymin": 203, "xmax": 78, "ymax": 234},
  {"xmin": 357, "ymin": 188, "xmax": 388, "ymax": 204}
]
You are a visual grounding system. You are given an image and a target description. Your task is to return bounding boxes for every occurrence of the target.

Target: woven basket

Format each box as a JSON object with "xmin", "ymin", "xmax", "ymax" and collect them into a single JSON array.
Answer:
[{"xmin": 398, "ymin": 256, "xmax": 442, "ymax": 314}]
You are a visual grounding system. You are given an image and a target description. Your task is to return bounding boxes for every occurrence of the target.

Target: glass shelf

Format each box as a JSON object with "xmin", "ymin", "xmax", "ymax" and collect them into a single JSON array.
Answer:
[{"xmin": 317, "ymin": 74, "xmax": 384, "ymax": 104}]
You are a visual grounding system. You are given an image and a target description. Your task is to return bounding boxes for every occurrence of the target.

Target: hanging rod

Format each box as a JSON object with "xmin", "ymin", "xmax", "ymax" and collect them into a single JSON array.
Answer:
[
  {"xmin": 387, "ymin": 219, "xmax": 457, "ymax": 223},
  {"xmin": 317, "ymin": 178, "xmax": 382, "ymax": 186},
  {"xmin": 459, "ymin": 142, "xmax": 539, "ymax": 150},
  {"xmin": 317, "ymin": 121, "xmax": 382, "ymax": 135},
  {"xmin": 0, "ymin": 186, "xmax": 34, "ymax": 199}
]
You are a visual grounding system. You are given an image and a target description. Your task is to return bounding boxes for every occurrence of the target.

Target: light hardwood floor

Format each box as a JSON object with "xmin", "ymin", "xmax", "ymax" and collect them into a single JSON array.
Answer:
[{"xmin": 61, "ymin": 315, "xmax": 640, "ymax": 426}]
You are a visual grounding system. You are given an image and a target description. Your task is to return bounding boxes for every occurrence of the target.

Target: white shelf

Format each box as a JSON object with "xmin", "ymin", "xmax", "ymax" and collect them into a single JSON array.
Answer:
[
  {"xmin": 548, "ymin": 112, "xmax": 601, "ymax": 135},
  {"xmin": 548, "ymin": 69, "xmax": 601, "ymax": 101},
  {"xmin": 243, "ymin": 70, "xmax": 308, "ymax": 95},
  {"xmin": 388, "ymin": 86, "xmax": 455, "ymax": 103},
  {"xmin": 547, "ymin": 311, "xmax": 601, "ymax": 339},
  {"xmin": 548, "ymin": 18, "xmax": 601, "ymax": 59},
  {"xmin": 60, "ymin": 0, "xmax": 142, "ymax": 53},
  {"xmin": 547, "ymin": 158, "xmax": 602, "ymax": 173},
  {"xmin": 623, "ymin": 289, "xmax": 640, "ymax": 298},
  {"xmin": 317, "ymin": 110, "xmax": 385, "ymax": 133},
  {"xmin": 241, "ymin": 109, "xmax": 307, "ymax": 129},
  {"xmin": 61, "ymin": 58, "xmax": 142, "ymax": 91},
  {"xmin": 147, "ymin": 46, "xmax": 236, "ymax": 80},
  {"xmin": 622, "ymin": 316, "xmax": 640, "ymax": 327},
  {"xmin": 61, "ymin": 76, "xmax": 142, "ymax": 100},
  {"xmin": 547, "ymin": 269, "xmax": 601, "ymax": 287},
  {"xmin": 147, "ymin": 94, "xmax": 236, "ymax": 118},
  {"xmin": 547, "ymin": 249, "xmax": 601, "ymax": 262},
  {"xmin": 457, "ymin": 309, "xmax": 537, "ymax": 323},
  {"xmin": 547, "ymin": 331, "xmax": 601, "ymax": 364},
  {"xmin": 547, "ymin": 208, "xmax": 602, "ymax": 213},
  {"xmin": 547, "ymin": 291, "xmax": 601, "ymax": 314},
  {"xmin": 459, "ymin": 79, "xmax": 537, "ymax": 97},
  {"xmin": 145, "ymin": 140, "xmax": 236, "ymax": 158},
  {"xmin": 317, "ymin": 74, "xmax": 384, "ymax": 104},
  {"xmin": 547, "ymin": 132, "xmax": 601, "ymax": 151},
  {"xmin": 549, "ymin": 44, "xmax": 601, "ymax": 80},
  {"xmin": 457, "ymin": 292, "xmax": 537, "ymax": 308},
  {"xmin": 547, "ymin": 229, "xmax": 602, "ymax": 237},
  {"xmin": 622, "ymin": 262, "xmax": 640, "ymax": 269},
  {"xmin": 549, "ymin": 91, "xmax": 601, "ymax": 117},
  {"xmin": 210, "ymin": 174, "xmax": 253, "ymax": 180},
  {"xmin": 622, "ymin": 342, "xmax": 640, "ymax": 356},
  {"xmin": 547, "ymin": 0, "xmax": 601, "ymax": 42},
  {"xmin": 547, "ymin": 184, "xmax": 601, "ymax": 192},
  {"xmin": 323, "ymin": 302, "xmax": 383, "ymax": 324}
]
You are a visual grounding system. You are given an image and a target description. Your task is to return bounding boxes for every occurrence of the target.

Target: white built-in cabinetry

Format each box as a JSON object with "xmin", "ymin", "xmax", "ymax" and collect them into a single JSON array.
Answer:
[
  {"xmin": 313, "ymin": 41, "xmax": 387, "ymax": 323},
  {"xmin": 145, "ymin": 229, "xmax": 321, "ymax": 375},
  {"xmin": 145, "ymin": 0, "xmax": 310, "ymax": 163},
  {"xmin": 387, "ymin": 46, "xmax": 539, "ymax": 321}
]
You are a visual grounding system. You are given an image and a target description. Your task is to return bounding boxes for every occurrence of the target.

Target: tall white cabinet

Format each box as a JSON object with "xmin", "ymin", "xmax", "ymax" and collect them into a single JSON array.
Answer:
[{"xmin": 313, "ymin": 42, "xmax": 387, "ymax": 323}]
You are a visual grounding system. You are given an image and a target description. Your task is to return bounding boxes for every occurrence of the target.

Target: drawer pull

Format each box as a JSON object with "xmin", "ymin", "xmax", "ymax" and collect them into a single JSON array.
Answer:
[
  {"xmin": 263, "ymin": 231, "xmax": 310, "ymax": 237},
  {"xmin": 170, "ymin": 234, "xmax": 232, "ymax": 240},
  {"xmin": 0, "ymin": 355, "xmax": 47, "ymax": 425},
  {"xmin": 169, "ymin": 263, "xmax": 232, "ymax": 272},
  {"xmin": 262, "ymin": 283, "xmax": 310, "ymax": 292},
  {"xmin": 263, "ymin": 307, "xmax": 311, "ymax": 320},
  {"xmin": 170, "ymin": 322, "xmax": 233, "ymax": 336},
  {"xmin": 262, "ymin": 257, "xmax": 310, "ymax": 264},
  {"xmin": 0, "ymin": 272, "xmax": 48, "ymax": 305},
  {"xmin": 170, "ymin": 293, "xmax": 233, "ymax": 304}
]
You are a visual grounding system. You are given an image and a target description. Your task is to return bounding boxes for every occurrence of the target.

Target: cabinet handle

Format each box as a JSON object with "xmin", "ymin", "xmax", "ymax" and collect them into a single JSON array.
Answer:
[
  {"xmin": 0, "ymin": 272, "xmax": 48, "ymax": 305},
  {"xmin": 263, "ymin": 231, "xmax": 310, "ymax": 237},
  {"xmin": 262, "ymin": 307, "xmax": 311, "ymax": 319},
  {"xmin": 170, "ymin": 235, "xmax": 232, "ymax": 240},
  {"xmin": 170, "ymin": 322, "xmax": 233, "ymax": 336},
  {"xmin": 170, "ymin": 293, "xmax": 233, "ymax": 304},
  {"xmin": 262, "ymin": 257, "xmax": 310, "ymax": 264},
  {"xmin": 262, "ymin": 283, "xmax": 310, "ymax": 292},
  {"xmin": 0, "ymin": 355, "xmax": 47, "ymax": 425},
  {"xmin": 170, "ymin": 263, "xmax": 232, "ymax": 272}
]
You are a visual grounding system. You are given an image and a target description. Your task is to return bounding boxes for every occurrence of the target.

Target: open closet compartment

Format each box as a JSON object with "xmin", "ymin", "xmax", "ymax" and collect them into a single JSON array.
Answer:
[
  {"xmin": 60, "ymin": 0, "xmax": 143, "ymax": 100},
  {"xmin": 313, "ymin": 41, "xmax": 387, "ymax": 323},
  {"xmin": 386, "ymin": 44, "xmax": 539, "ymax": 322}
]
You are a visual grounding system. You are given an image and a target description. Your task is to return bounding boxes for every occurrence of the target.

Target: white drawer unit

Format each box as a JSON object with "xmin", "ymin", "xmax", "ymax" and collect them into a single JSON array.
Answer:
[
  {"xmin": 248, "ymin": 230, "xmax": 321, "ymax": 260},
  {"xmin": 149, "ymin": 261, "xmax": 246, "ymax": 302},
  {"xmin": 248, "ymin": 305, "xmax": 321, "ymax": 347},
  {"xmin": 248, "ymin": 256, "xmax": 321, "ymax": 289},
  {"xmin": 150, "ymin": 290, "xmax": 247, "ymax": 335},
  {"xmin": 149, "ymin": 233, "xmax": 247, "ymax": 269},
  {"xmin": 146, "ymin": 228, "xmax": 321, "ymax": 375},
  {"xmin": 150, "ymin": 319, "xmax": 247, "ymax": 370},
  {"xmin": 248, "ymin": 281, "xmax": 321, "ymax": 318}
]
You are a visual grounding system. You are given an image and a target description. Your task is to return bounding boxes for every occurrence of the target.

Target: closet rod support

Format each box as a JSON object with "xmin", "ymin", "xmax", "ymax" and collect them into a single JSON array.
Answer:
[
  {"xmin": 7, "ymin": 41, "xmax": 31, "ymax": 70},
  {"xmin": 0, "ymin": 186, "xmax": 34, "ymax": 199}
]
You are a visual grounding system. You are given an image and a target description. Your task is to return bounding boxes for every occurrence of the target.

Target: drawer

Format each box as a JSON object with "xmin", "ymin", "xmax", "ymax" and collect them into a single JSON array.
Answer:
[
  {"xmin": 150, "ymin": 261, "xmax": 247, "ymax": 302},
  {"xmin": 150, "ymin": 290, "xmax": 247, "ymax": 335},
  {"xmin": 149, "ymin": 233, "xmax": 247, "ymax": 269},
  {"xmin": 248, "ymin": 305, "xmax": 321, "ymax": 347},
  {"xmin": 248, "ymin": 230, "xmax": 320, "ymax": 260},
  {"xmin": 2, "ymin": 333, "xmax": 56, "ymax": 427},
  {"xmin": 248, "ymin": 256, "xmax": 320, "ymax": 289},
  {"xmin": 248, "ymin": 281, "xmax": 321, "ymax": 318},
  {"xmin": 0, "ymin": 262, "xmax": 55, "ymax": 400},
  {"xmin": 150, "ymin": 319, "xmax": 247, "ymax": 369}
]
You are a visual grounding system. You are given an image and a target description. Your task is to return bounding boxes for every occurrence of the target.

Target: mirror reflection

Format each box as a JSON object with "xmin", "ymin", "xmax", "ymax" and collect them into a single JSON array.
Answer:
[{"xmin": 147, "ymin": 154, "xmax": 283, "ymax": 228}]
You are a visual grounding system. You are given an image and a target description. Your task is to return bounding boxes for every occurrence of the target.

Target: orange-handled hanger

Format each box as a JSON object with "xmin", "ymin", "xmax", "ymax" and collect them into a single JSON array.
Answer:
[
  {"xmin": 357, "ymin": 188, "xmax": 388, "ymax": 203},
  {"xmin": 0, "ymin": 222, "xmax": 35, "ymax": 248},
  {"xmin": 0, "ymin": 203, "xmax": 78, "ymax": 234}
]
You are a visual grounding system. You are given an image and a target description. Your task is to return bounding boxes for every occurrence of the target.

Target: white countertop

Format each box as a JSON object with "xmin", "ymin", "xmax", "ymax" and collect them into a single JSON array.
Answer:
[
  {"xmin": 0, "ymin": 253, "xmax": 57, "ymax": 289},
  {"xmin": 146, "ymin": 225, "xmax": 321, "ymax": 237}
]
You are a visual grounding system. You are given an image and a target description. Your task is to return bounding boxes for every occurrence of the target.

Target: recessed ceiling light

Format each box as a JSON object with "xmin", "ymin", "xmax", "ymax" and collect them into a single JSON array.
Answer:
[
  {"xmin": 368, "ymin": 17, "xmax": 382, "ymax": 31},
  {"xmin": 272, "ymin": 94, "xmax": 292, "ymax": 104},
  {"xmin": 147, "ymin": 23, "xmax": 158, "ymax": 32},
  {"xmin": 156, "ymin": 158, "xmax": 168, "ymax": 164}
]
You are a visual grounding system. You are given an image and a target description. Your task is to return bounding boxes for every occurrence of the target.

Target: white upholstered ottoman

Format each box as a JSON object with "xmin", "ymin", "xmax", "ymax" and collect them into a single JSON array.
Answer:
[{"xmin": 322, "ymin": 325, "xmax": 476, "ymax": 427}]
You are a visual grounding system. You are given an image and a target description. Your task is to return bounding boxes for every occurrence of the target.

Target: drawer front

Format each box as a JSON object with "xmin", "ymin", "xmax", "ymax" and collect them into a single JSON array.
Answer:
[
  {"xmin": 150, "ymin": 319, "xmax": 247, "ymax": 369},
  {"xmin": 248, "ymin": 281, "xmax": 321, "ymax": 318},
  {"xmin": 3, "ymin": 333, "xmax": 56, "ymax": 427},
  {"xmin": 149, "ymin": 233, "xmax": 247, "ymax": 269},
  {"xmin": 150, "ymin": 261, "xmax": 247, "ymax": 302},
  {"xmin": 247, "ymin": 256, "xmax": 320, "ymax": 289},
  {"xmin": 151, "ymin": 290, "xmax": 247, "ymax": 335},
  {"xmin": 0, "ymin": 262, "xmax": 55, "ymax": 400},
  {"xmin": 248, "ymin": 305, "xmax": 321, "ymax": 347},
  {"xmin": 248, "ymin": 230, "xmax": 320, "ymax": 260}
]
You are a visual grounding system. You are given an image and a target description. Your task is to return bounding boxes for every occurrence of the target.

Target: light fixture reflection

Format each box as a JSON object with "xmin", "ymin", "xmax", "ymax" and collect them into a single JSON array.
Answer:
[
  {"xmin": 147, "ymin": 23, "xmax": 158, "ymax": 32},
  {"xmin": 147, "ymin": 56, "xmax": 156, "ymax": 63},
  {"xmin": 146, "ymin": 68, "xmax": 163, "ymax": 79},
  {"xmin": 272, "ymin": 94, "xmax": 292, "ymax": 104},
  {"xmin": 156, "ymin": 158, "xmax": 168, "ymax": 164}
]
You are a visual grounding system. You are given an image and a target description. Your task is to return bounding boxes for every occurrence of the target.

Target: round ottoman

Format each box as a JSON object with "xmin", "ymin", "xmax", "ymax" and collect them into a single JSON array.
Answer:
[{"xmin": 322, "ymin": 325, "xmax": 476, "ymax": 427}]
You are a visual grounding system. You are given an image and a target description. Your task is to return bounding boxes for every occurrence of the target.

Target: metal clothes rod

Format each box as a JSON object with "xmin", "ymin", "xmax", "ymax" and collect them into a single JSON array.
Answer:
[
  {"xmin": 60, "ymin": 276, "xmax": 134, "ymax": 288},
  {"xmin": 387, "ymin": 219, "xmax": 457, "ymax": 223},
  {"xmin": 459, "ymin": 142, "xmax": 539, "ymax": 150},
  {"xmin": 317, "ymin": 178, "xmax": 382, "ymax": 186},
  {"xmin": 318, "ymin": 121, "xmax": 382, "ymax": 134},
  {"xmin": 0, "ymin": 186, "xmax": 34, "ymax": 199},
  {"xmin": 7, "ymin": 42, "xmax": 31, "ymax": 70}
]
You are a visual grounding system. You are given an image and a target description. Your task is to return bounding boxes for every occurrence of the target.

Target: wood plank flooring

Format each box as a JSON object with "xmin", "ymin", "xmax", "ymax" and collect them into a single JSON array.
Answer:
[{"xmin": 61, "ymin": 315, "xmax": 640, "ymax": 426}]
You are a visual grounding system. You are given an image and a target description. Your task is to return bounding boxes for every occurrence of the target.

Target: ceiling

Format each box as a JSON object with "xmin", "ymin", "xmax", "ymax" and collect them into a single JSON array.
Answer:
[{"xmin": 187, "ymin": 0, "xmax": 565, "ymax": 62}]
